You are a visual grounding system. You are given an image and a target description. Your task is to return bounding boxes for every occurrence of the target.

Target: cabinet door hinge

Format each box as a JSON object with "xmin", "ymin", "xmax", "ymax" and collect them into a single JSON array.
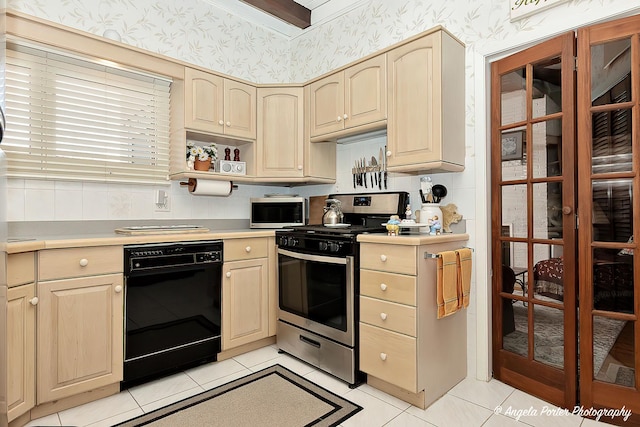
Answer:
[
  {"xmin": 574, "ymin": 56, "xmax": 578, "ymax": 71},
  {"xmin": 575, "ymin": 213, "xmax": 579, "ymax": 229}
]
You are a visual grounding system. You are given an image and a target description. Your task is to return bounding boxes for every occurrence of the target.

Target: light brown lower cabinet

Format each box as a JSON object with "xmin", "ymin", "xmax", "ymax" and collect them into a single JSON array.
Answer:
[
  {"xmin": 7, "ymin": 283, "xmax": 36, "ymax": 423},
  {"xmin": 37, "ymin": 273, "xmax": 124, "ymax": 404},
  {"xmin": 359, "ymin": 239, "xmax": 467, "ymax": 409},
  {"xmin": 222, "ymin": 258, "xmax": 269, "ymax": 350}
]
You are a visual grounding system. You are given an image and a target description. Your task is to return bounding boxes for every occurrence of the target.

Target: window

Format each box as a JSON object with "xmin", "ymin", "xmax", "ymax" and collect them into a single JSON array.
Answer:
[{"xmin": 3, "ymin": 42, "xmax": 171, "ymax": 184}]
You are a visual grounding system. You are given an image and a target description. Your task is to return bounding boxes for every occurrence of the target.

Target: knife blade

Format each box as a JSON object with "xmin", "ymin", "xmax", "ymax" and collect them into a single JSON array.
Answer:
[
  {"xmin": 352, "ymin": 161, "xmax": 357, "ymax": 189},
  {"xmin": 371, "ymin": 156, "xmax": 378, "ymax": 187},
  {"xmin": 378, "ymin": 147, "xmax": 383, "ymax": 190},
  {"xmin": 383, "ymin": 146, "xmax": 388, "ymax": 189},
  {"xmin": 362, "ymin": 157, "xmax": 367, "ymax": 188}
]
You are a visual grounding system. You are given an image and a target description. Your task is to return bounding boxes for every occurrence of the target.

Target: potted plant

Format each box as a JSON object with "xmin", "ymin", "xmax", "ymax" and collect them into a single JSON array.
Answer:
[{"xmin": 186, "ymin": 141, "xmax": 218, "ymax": 171}]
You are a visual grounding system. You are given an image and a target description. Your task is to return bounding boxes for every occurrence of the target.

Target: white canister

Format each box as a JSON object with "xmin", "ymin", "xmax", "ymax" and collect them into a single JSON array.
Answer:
[{"xmin": 417, "ymin": 203, "xmax": 443, "ymax": 234}]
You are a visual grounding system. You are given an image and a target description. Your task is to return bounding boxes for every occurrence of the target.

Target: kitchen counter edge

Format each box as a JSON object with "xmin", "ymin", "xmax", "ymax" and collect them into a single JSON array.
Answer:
[
  {"xmin": 357, "ymin": 233, "xmax": 469, "ymax": 245},
  {"xmin": 5, "ymin": 230, "xmax": 275, "ymax": 254}
]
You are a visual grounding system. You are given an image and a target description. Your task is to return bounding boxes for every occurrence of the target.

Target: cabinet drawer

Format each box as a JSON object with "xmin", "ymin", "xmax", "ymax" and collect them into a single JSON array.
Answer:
[
  {"xmin": 360, "ymin": 243, "xmax": 416, "ymax": 275},
  {"xmin": 360, "ymin": 269, "xmax": 416, "ymax": 305},
  {"xmin": 8, "ymin": 252, "xmax": 35, "ymax": 287},
  {"xmin": 360, "ymin": 296, "xmax": 416, "ymax": 336},
  {"xmin": 359, "ymin": 323, "xmax": 417, "ymax": 392},
  {"xmin": 224, "ymin": 238, "xmax": 268, "ymax": 261},
  {"xmin": 39, "ymin": 246, "xmax": 123, "ymax": 281}
]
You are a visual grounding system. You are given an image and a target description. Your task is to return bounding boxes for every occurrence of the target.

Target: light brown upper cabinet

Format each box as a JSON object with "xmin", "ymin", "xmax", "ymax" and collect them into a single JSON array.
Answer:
[
  {"xmin": 386, "ymin": 28, "xmax": 465, "ymax": 173},
  {"xmin": 185, "ymin": 67, "xmax": 256, "ymax": 140},
  {"xmin": 256, "ymin": 87, "xmax": 304, "ymax": 178},
  {"xmin": 309, "ymin": 54, "xmax": 387, "ymax": 140}
]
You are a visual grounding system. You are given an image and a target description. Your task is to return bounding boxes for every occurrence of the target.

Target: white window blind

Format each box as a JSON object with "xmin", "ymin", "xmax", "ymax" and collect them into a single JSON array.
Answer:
[{"xmin": 4, "ymin": 44, "xmax": 171, "ymax": 184}]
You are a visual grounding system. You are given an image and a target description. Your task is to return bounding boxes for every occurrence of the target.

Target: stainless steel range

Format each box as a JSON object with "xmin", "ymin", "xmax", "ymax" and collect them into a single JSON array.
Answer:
[{"xmin": 275, "ymin": 191, "xmax": 409, "ymax": 386}]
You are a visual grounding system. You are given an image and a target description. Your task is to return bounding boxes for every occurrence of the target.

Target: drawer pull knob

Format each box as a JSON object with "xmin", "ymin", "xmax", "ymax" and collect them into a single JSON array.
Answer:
[
  {"xmin": 245, "ymin": 246, "xmax": 252, "ymax": 252},
  {"xmin": 79, "ymin": 258, "xmax": 89, "ymax": 267},
  {"xmin": 380, "ymin": 255, "xmax": 387, "ymax": 262},
  {"xmin": 380, "ymin": 353, "xmax": 387, "ymax": 361},
  {"xmin": 29, "ymin": 297, "xmax": 39, "ymax": 306},
  {"xmin": 380, "ymin": 283, "xmax": 387, "ymax": 291},
  {"xmin": 380, "ymin": 312, "xmax": 387, "ymax": 320},
  {"xmin": 218, "ymin": 120, "xmax": 224, "ymax": 125},
  {"xmin": 226, "ymin": 272, "xmax": 232, "ymax": 278},
  {"xmin": 114, "ymin": 285, "xmax": 123, "ymax": 293}
]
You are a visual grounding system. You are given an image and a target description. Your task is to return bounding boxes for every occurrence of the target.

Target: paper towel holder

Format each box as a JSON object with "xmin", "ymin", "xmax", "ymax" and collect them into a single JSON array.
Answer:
[{"xmin": 180, "ymin": 178, "xmax": 238, "ymax": 195}]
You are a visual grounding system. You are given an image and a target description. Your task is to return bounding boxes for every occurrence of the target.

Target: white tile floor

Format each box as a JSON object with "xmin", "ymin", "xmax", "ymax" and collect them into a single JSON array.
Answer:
[{"xmin": 26, "ymin": 345, "xmax": 615, "ymax": 427}]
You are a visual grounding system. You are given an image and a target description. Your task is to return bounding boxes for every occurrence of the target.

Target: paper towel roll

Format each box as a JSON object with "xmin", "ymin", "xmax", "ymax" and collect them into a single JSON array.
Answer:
[{"xmin": 186, "ymin": 179, "xmax": 234, "ymax": 197}]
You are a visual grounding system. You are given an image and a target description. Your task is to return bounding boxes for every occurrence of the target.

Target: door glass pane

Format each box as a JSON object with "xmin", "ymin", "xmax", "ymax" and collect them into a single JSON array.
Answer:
[
  {"xmin": 501, "ymin": 68, "xmax": 527, "ymax": 126},
  {"xmin": 532, "ymin": 56, "xmax": 562, "ymax": 119},
  {"xmin": 502, "ymin": 185, "xmax": 527, "ymax": 238},
  {"xmin": 503, "ymin": 298, "xmax": 528, "ymax": 358},
  {"xmin": 533, "ymin": 243, "xmax": 564, "ymax": 304},
  {"xmin": 591, "ymin": 38, "xmax": 631, "ymax": 107},
  {"xmin": 592, "ymin": 179, "xmax": 633, "ymax": 243},
  {"xmin": 592, "ymin": 108, "xmax": 632, "ymax": 174},
  {"xmin": 596, "ymin": 321, "xmax": 635, "ymax": 387},
  {"xmin": 593, "ymin": 248, "xmax": 634, "ymax": 314},
  {"xmin": 532, "ymin": 120, "xmax": 562, "ymax": 178},
  {"xmin": 533, "ymin": 182, "xmax": 563, "ymax": 239},
  {"xmin": 534, "ymin": 304, "xmax": 564, "ymax": 369},
  {"xmin": 501, "ymin": 129, "xmax": 526, "ymax": 165},
  {"xmin": 593, "ymin": 315, "xmax": 630, "ymax": 380}
]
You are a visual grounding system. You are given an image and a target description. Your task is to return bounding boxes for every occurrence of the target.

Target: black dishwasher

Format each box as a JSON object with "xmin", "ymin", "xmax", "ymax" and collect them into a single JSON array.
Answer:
[{"xmin": 122, "ymin": 240, "xmax": 222, "ymax": 388}]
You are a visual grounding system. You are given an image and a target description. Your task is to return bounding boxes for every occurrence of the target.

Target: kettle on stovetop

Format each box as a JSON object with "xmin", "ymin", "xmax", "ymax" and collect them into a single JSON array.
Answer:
[{"xmin": 322, "ymin": 198, "xmax": 344, "ymax": 225}]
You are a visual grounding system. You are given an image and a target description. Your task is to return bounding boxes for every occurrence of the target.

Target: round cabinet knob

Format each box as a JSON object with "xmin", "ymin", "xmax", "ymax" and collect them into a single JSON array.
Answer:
[
  {"xmin": 226, "ymin": 121, "xmax": 231, "ymax": 127},
  {"xmin": 79, "ymin": 258, "xmax": 89, "ymax": 267},
  {"xmin": 245, "ymin": 246, "xmax": 252, "ymax": 253},
  {"xmin": 380, "ymin": 353, "xmax": 387, "ymax": 361},
  {"xmin": 343, "ymin": 114, "xmax": 348, "ymax": 120},
  {"xmin": 29, "ymin": 297, "xmax": 39, "ymax": 306},
  {"xmin": 386, "ymin": 150, "xmax": 391, "ymax": 157},
  {"xmin": 298, "ymin": 165, "xmax": 303, "ymax": 170},
  {"xmin": 114, "ymin": 285, "xmax": 123, "ymax": 293},
  {"xmin": 337, "ymin": 116, "xmax": 342, "ymax": 122},
  {"xmin": 226, "ymin": 271, "xmax": 232, "ymax": 278},
  {"xmin": 380, "ymin": 312, "xmax": 387, "ymax": 320},
  {"xmin": 380, "ymin": 283, "xmax": 387, "ymax": 291},
  {"xmin": 380, "ymin": 255, "xmax": 387, "ymax": 262},
  {"xmin": 562, "ymin": 206, "xmax": 573, "ymax": 215},
  {"xmin": 218, "ymin": 120, "xmax": 224, "ymax": 125}
]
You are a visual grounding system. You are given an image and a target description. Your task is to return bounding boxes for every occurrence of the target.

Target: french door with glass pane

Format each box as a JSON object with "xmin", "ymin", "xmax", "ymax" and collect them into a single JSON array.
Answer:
[
  {"xmin": 491, "ymin": 32, "xmax": 578, "ymax": 408},
  {"xmin": 577, "ymin": 15, "xmax": 640, "ymax": 413},
  {"xmin": 493, "ymin": 14, "xmax": 640, "ymax": 416}
]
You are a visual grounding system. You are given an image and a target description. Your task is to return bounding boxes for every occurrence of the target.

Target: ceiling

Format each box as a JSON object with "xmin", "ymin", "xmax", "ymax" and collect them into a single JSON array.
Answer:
[{"xmin": 205, "ymin": 0, "xmax": 361, "ymax": 38}]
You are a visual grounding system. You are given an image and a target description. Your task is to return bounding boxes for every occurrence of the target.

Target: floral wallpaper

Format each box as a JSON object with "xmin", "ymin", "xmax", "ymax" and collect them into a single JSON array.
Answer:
[{"xmin": 7, "ymin": 0, "xmax": 292, "ymax": 83}]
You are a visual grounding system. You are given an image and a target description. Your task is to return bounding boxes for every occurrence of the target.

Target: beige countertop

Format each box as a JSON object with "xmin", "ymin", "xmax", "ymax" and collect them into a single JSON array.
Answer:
[
  {"xmin": 5, "ymin": 229, "xmax": 275, "ymax": 254},
  {"xmin": 357, "ymin": 233, "xmax": 469, "ymax": 246}
]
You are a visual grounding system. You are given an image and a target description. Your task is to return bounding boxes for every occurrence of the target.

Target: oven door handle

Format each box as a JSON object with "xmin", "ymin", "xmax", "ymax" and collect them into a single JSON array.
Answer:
[{"xmin": 277, "ymin": 248, "xmax": 347, "ymax": 265}]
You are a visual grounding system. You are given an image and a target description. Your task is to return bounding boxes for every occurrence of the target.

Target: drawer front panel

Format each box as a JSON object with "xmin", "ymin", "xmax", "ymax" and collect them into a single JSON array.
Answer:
[
  {"xmin": 360, "ymin": 296, "xmax": 416, "ymax": 336},
  {"xmin": 39, "ymin": 246, "xmax": 123, "ymax": 281},
  {"xmin": 8, "ymin": 252, "xmax": 35, "ymax": 287},
  {"xmin": 224, "ymin": 238, "xmax": 268, "ymax": 261},
  {"xmin": 360, "ymin": 269, "xmax": 416, "ymax": 305},
  {"xmin": 359, "ymin": 323, "xmax": 417, "ymax": 392},
  {"xmin": 360, "ymin": 243, "xmax": 416, "ymax": 275}
]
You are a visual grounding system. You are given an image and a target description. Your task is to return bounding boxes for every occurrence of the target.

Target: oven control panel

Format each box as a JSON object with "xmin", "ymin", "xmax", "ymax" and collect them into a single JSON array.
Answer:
[{"xmin": 277, "ymin": 235, "xmax": 354, "ymax": 256}]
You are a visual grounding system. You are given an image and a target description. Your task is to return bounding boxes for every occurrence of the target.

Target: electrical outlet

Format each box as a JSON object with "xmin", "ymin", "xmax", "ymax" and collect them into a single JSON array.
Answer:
[{"xmin": 154, "ymin": 189, "xmax": 170, "ymax": 212}]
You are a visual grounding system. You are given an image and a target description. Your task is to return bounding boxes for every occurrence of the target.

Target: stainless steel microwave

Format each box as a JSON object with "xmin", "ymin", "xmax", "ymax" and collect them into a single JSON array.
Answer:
[{"xmin": 250, "ymin": 197, "xmax": 306, "ymax": 228}]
